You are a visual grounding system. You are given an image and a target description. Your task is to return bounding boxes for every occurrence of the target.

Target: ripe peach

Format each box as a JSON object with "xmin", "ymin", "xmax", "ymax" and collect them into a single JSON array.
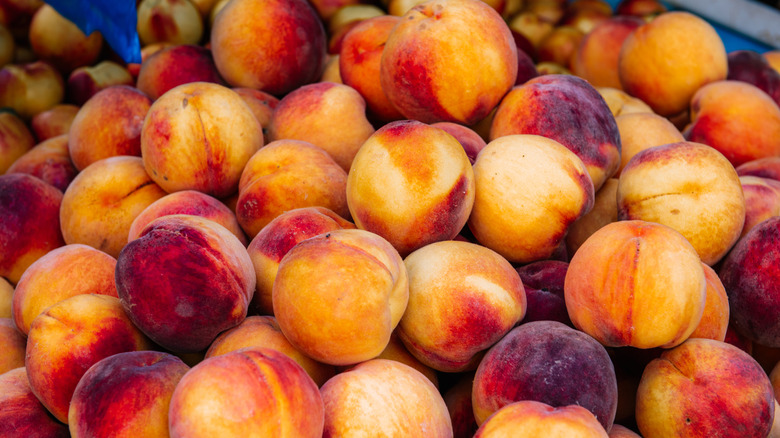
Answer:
[
  {"xmin": 468, "ymin": 134, "xmax": 594, "ymax": 264},
  {"xmin": 347, "ymin": 120, "xmax": 475, "ymax": 256},
  {"xmin": 727, "ymin": 50, "xmax": 780, "ymax": 107},
  {"xmin": 141, "ymin": 82, "xmax": 263, "ymax": 198},
  {"xmin": 491, "ymin": 74, "xmax": 621, "ymax": 191},
  {"xmin": 472, "ymin": 321, "xmax": 618, "ymax": 430},
  {"xmin": 12, "ymin": 243, "xmax": 117, "ymax": 336},
  {"xmin": 136, "ymin": 44, "xmax": 225, "ymax": 101},
  {"xmin": 0, "ymin": 367, "xmax": 70, "ymax": 438},
  {"xmin": 0, "ymin": 61, "xmax": 64, "ymax": 120},
  {"xmin": 137, "ymin": 0, "xmax": 204, "ymax": 46},
  {"xmin": 266, "ymin": 81, "xmax": 375, "ymax": 171},
  {"xmin": 0, "ymin": 318, "xmax": 24, "ymax": 374},
  {"xmin": 618, "ymin": 11, "xmax": 727, "ymax": 117},
  {"xmin": 25, "ymin": 294, "xmax": 153, "ymax": 423},
  {"xmin": 28, "ymin": 4, "xmax": 102, "ymax": 73},
  {"xmin": 210, "ymin": 0, "xmax": 327, "ymax": 95},
  {"xmin": 273, "ymin": 229, "xmax": 408, "ymax": 365},
  {"xmin": 737, "ymin": 156, "xmax": 780, "ymax": 181},
  {"xmin": 537, "ymin": 26, "xmax": 584, "ymax": 69},
  {"xmin": 560, "ymin": 6, "xmax": 611, "ymax": 35},
  {"xmin": 66, "ymin": 60, "xmax": 135, "ymax": 105},
  {"xmin": 321, "ymin": 359, "xmax": 452, "ymax": 436},
  {"xmin": 474, "ymin": 400, "xmax": 609, "ymax": 438},
  {"xmin": 68, "ymin": 351, "xmax": 190, "ymax": 438},
  {"xmin": 614, "ymin": 112, "xmax": 684, "ymax": 176},
  {"xmin": 116, "ymin": 214, "xmax": 255, "ymax": 352},
  {"xmin": 380, "ymin": 0, "xmax": 517, "ymax": 125},
  {"xmin": 572, "ymin": 16, "xmax": 644, "ymax": 90},
  {"xmin": 596, "ymin": 86, "xmax": 653, "ymax": 117},
  {"xmin": 0, "ymin": 173, "xmax": 64, "ymax": 284},
  {"xmin": 8, "ymin": 132, "xmax": 76, "ymax": 191},
  {"xmin": 636, "ymin": 338, "xmax": 774, "ymax": 438},
  {"xmin": 515, "ymin": 260, "xmax": 572, "ymax": 326},
  {"xmin": 687, "ymin": 263, "xmax": 729, "ymax": 342},
  {"xmin": 430, "ymin": 121, "xmax": 487, "ymax": 164},
  {"xmin": 29, "ymin": 104, "xmax": 77, "ymax": 141},
  {"xmin": 740, "ymin": 176, "xmax": 780, "ymax": 238},
  {"xmin": 0, "ymin": 110, "xmax": 35, "ymax": 174},
  {"xmin": 60, "ymin": 156, "xmax": 167, "ymax": 258},
  {"xmin": 169, "ymin": 347, "xmax": 324, "ymax": 437},
  {"xmin": 565, "ymin": 220, "xmax": 706, "ymax": 349}
]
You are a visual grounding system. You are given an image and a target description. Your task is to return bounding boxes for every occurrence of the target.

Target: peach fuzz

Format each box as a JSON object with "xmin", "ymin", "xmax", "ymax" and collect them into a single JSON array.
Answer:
[
  {"xmin": 246, "ymin": 206, "xmax": 354, "ymax": 316},
  {"xmin": 68, "ymin": 85, "xmax": 152, "ymax": 171},
  {"xmin": 28, "ymin": 4, "xmax": 102, "ymax": 73},
  {"xmin": 169, "ymin": 347, "xmax": 324, "ymax": 438},
  {"xmin": 740, "ymin": 176, "xmax": 780, "ymax": 238},
  {"xmin": 684, "ymin": 80, "xmax": 780, "ymax": 167},
  {"xmin": 347, "ymin": 120, "xmax": 474, "ymax": 256},
  {"xmin": 596, "ymin": 86, "xmax": 653, "ymax": 117},
  {"xmin": 12, "ymin": 243, "xmax": 117, "ymax": 336},
  {"xmin": 564, "ymin": 220, "xmax": 706, "ymax": 349},
  {"xmin": 320, "ymin": 359, "xmax": 452, "ymax": 437},
  {"xmin": 210, "ymin": 0, "xmax": 327, "ymax": 95},
  {"xmin": 380, "ymin": 0, "xmax": 517, "ymax": 125},
  {"xmin": 0, "ymin": 61, "xmax": 64, "ymax": 120},
  {"xmin": 236, "ymin": 139, "xmax": 349, "ymax": 238},
  {"xmin": 572, "ymin": 16, "xmax": 644, "ymax": 90},
  {"xmin": 737, "ymin": 156, "xmax": 780, "ymax": 181},
  {"xmin": 430, "ymin": 121, "xmax": 487, "ymax": 164},
  {"xmin": 398, "ymin": 240, "xmax": 526, "ymax": 372},
  {"xmin": 128, "ymin": 190, "xmax": 246, "ymax": 244},
  {"xmin": 687, "ymin": 263, "xmax": 729, "ymax": 341},
  {"xmin": 0, "ymin": 173, "xmax": 64, "ymax": 284},
  {"xmin": 59, "ymin": 156, "xmax": 167, "ymax": 258},
  {"xmin": 273, "ymin": 229, "xmax": 408, "ymax": 366},
  {"xmin": 617, "ymin": 141, "xmax": 745, "ymax": 265},
  {"xmin": 0, "ymin": 367, "xmax": 70, "ymax": 438},
  {"xmin": 636, "ymin": 338, "xmax": 775, "ymax": 438},
  {"xmin": 204, "ymin": 315, "xmax": 336, "ymax": 386},
  {"xmin": 565, "ymin": 177, "xmax": 619, "ymax": 256},
  {"xmin": 7, "ymin": 134, "xmax": 77, "ymax": 192},
  {"xmin": 614, "ymin": 112, "xmax": 684, "ymax": 176},
  {"xmin": 136, "ymin": 0, "xmax": 203, "ymax": 46},
  {"xmin": 0, "ymin": 110, "xmax": 35, "ymax": 174},
  {"xmin": 68, "ymin": 351, "xmax": 190, "ymax": 438},
  {"xmin": 468, "ymin": 134, "xmax": 594, "ymax": 264},
  {"xmin": 473, "ymin": 401, "xmax": 609, "ymax": 438},
  {"xmin": 29, "ymin": 103, "xmax": 78, "ymax": 141},
  {"xmin": 618, "ymin": 11, "xmax": 727, "ymax": 117},
  {"xmin": 141, "ymin": 82, "xmax": 263, "ymax": 198},
  {"xmin": 66, "ymin": 60, "xmax": 134, "ymax": 106},
  {"xmin": 0, "ymin": 277, "xmax": 12, "ymax": 318},
  {"xmin": 0, "ymin": 318, "xmax": 25, "ymax": 374},
  {"xmin": 25, "ymin": 294, "xmax": 153, "ymax": 423},
  {"xmin": 136, "ymin": 44, "xmax": 225, "ymax": 101},
  {"xmin": 116, "ymin": 214, "xmax": 255, "ymax": 353}
]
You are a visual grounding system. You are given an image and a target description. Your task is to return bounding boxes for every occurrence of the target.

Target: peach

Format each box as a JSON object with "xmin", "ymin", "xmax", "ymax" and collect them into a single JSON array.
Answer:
[
  {"xmin": 618, "ymin": 11, "xmax": 727, "ymax": 117},
  {"xmin": 210, "ymin": 0, "xmax": 327, "ymax": 95},
  {"xmin": 398, "ymin": 240, "xmax": 526, "ymax": 372},
  {"xmin": 515, "ymin": 260, "xmax": 572, "ymax": 326},
  {"xmin": 232, "ymin": 87, "xmax": 278, "ymax": 135},
  {"xmin": 737, "ymin": 156, "xmax": 780, "ymax": 181},
  {"xmin": 740, "ymin": 176, "xmax": 780, "ymax": 238},
  {"xmin": 472, "ymin": 321, "xmax": 617, "ymax": 430},
  {"xmin": 380, "ymin": 0, "xmax": 517, "ymax": 125},
  {"xmin": 468, "ymin": 134, "xmax": 594, "ymax": 264},
  {"xmin": 0, "ymin": 367, "xmax": 70, "ymax": 438},
  {"xmin": 474, "ymin": 400, "xmax": 609, "ymax": 438},
  {"xmin": 614, "ymin": 112, "xmax": 684, "ymax": 176},
  {"xmin": 0, "ymin": 110, "xmax": 35, "ymax": 174},
  {"xmin": 320, "ymin": 53, "xmax": 342, "ymax": 83},
  {"xmin": 136, "ymin": 44, "xmax": 225, "ymax": 101},
  {"xmin": 169, "ymin": 347, "xmax": 324, "ymax": 437},
  {"xmin": 116, "ymin": 214, "xmax": 255, "ymax": 352},
  {"xmin": 128, "ymin": 190, "xmax": 246, "ymax": 244},
  {"xmin": 596, "ymin": 86, "xmax": 653, "ymax": 117},
  {"xmin": 60, "ymin": 156, "xmax": 167, "ymax": 258},
  {"xmin": 687, "ymin": 263, "xmax": 729, "ymax": 342},
  {"xmin": 273, "ymin": 229, "xmax": 408, "ymax": 366},
  {"xmin": 719, "ymin": 216, "xmax": 780, "ymax": 347},
  {"xmin": 29, "ymin": 104, "xmax": 78, "ymax": 141},
  {"xmin": 25, "ymin": 294, "xmax": 153, "ymax": 423},
  {"xmin": 572, "ymin": 16, "xmax": 644, "ymax": 90},
  {"xmin": 189, "ymin": 0, "xmax": 220, "ymax": 17},
  {"xmin": 490, "ymin": 74, "xmax": 621, "ymax": 191},
  {"xmin": 608, "ymin": 425, "xmax": 642, "ymax": 438},
  {"xmin": 726, "ymin": 50, "xmax": 780, "ymax": 107},
  {"xmin": 137, "ymin": 0, "xmax": 204, "ymax": 46},
  {"xmin": 565, "ymin": 178, "xmax": 619, "ymax": 256},
  {"xmin": 28, "ymin": 4, "xmax": 102, "ymax": 73},
  {"xmin": 0, "ymin": 318, "xmax": 24, "ymax": 374},
  {"xmin": 374, "ymin": 331, "xmax": 439, "ymax": 388},
  {"xmin": 320, "ymin": 359, "xmax": 452, "ymax": 436},
  {"xmin": 0, "ymin": 173, "xmax": 64, "ymax": 284},
  {"xmin": 430, "ymin": 121, "xmax": 487, "ymax": 164},
  {"xmin": 347, "ymin": 120, "xmax": 475, "ymax": 256},
  {"xmin": 525, "ymin": 0, "xmax": 566, "ymax": 23},
  {"xmin": 514, "ymin": 41, "xmax": 539, "ymax": 85},
  {"xmin": 444, "ymin": 373, "xmax": 479, "ymax": 438},
  {"xmin": 618, "ymin": 141, "xmax": 745, "ymax": 265},
  {"xmin": 537, "ymin": 26, "xmax": 584, "ymax": 69},
  {"xmin": 387, "ymin": 0, "xmax": 428, "ymax": 17},
  {"xmin": 636, "ymin": 338, "xmax": 774, "ymax": 437},
  {"xmin": 267, "ymin": 81, "xmax": 375, "ymax": 171},
  {"xmin": 7, "ymin": 134, "xmax": 77, "ymax": 192},
  {"xmin": 508, "ymin": 11, "xmax": 554, "ymax": 50},
  {"xmin": 246, "ymin": 206, "xmax": 354, "ymax": 315},
  {"xmin": 204, "ymin": 315, "xmax": 336, "ymax": 386},
  {"xmin": 0, "ymin": 277, "xmax": 12, "ymax": 317},
  {"xmin": 560, "ymin": 6, "xmax": 611, "ymax": 35},
  {"xmin": 564, "ymin": 220, "xmax": 706, "ymax": 349},
  {"xmin": 236, "ymin": 139, "xmax": 349, "ymax": 238},
  {"xmin": 141, "ymin": 82, "xmax": 263, "ymax": 198},
  {"xmin": 0, "ymin": 61, "xmax": 64, "ymax": 120},
  {"xmin": 684, "ymin": 80, "xmax": 780, "ymax": 167},
  {"xmin": 327, "ymin": 4, "xmax": 384, "ymax": 35},
  {"xmin": 66, "ymin": 60, "xmax": 135, "ymax": 105},
  {"xmin": 615, "ymin": 0, "xmax": 667, "ymax": 17}
]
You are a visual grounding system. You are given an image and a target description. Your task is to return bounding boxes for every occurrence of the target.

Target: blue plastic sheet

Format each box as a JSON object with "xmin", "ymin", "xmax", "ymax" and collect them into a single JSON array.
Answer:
[{"xmin": 45, "ymin": 0, "xmax": 142, "ymax": 64}]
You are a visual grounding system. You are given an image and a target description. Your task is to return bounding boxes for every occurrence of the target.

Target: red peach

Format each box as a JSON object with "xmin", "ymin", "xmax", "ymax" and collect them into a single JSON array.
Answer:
[
  {"xmin": 444, "ymin": 374, "xmax": 479, "ymax": 438},
  {"xmin": 687, "ymin": 263, "xmax": 729, "ymax": 342},
  {"xmin": 6, "ymin": 134, "xmax": 76, "ymax": 192},
  {"xmin": 740, "ymin": 176, "xmax": 780, "ymax": 238},
  {"xmin": 0, "ymin": 367, "xmax": 70, "ymax": 438},
  {"xmin": 726, "ymin": 50, "xmax": 780, "ymax": 107},
  {"xmin": 515, "ymin": 260, "xmax": 572, "ymax": 326},
  {"xmin": 136, "ymin": 44, "xmax": 225, "ymax": 101},
  {"xmin": 29, "ymin": 104, "xmax": 78, "ymax": 142}
]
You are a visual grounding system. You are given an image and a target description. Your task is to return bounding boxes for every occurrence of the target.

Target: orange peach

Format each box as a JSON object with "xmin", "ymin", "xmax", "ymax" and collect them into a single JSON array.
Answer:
[
  {"xmin": 28, "ymin": 4, "xmax": 102, "ymax": 73},
  {"xmin": 537, "ymin": 26, "xmax": 584, "ymax": 69},
  {"xmin": 232, "ymin": 87, "xmax": 279, "ymax": 135},
  {"xmin": 0, "ymin": 367, "xmax": 70, "ymax": 437},
  {"xmin": 266, "ymin": 81, "xmax": 375, "ymax": 171},
  {"xmin": 572, "ymin": 16, "xmax": 644, "ymax": 90},
  {"xmin": 66, "ymin": 60, "xmax": 135, "ymax": 105},
  {"xmin": 614, "ymin": 112, "xmax": 684, "ymax": 176},
  {"xmin": 320, "ymin": 53, "xmax": 342, "ymax": 83},
  {"xmin": 273, "ymin": 229, "xmax": 408, "ymax": 366},
  {"xmin": 564, "ymin": 220, "xmax": 706, "ymax": 349},
  {"xmin": 0, "ymin": 61, "xmax": 64, "ymax": 120},
  {"xmin": 737, "ymin": 156, "xmax": 780, "ymax": 181},
  {"xmin": 210, "ymin": 0, "xmax": 327, "ymax": 95},
  {"xmin": 0, "ymin": 110, "xmax": 35, "ymax": 174},
  {"xmin": 141, "ymin": 81, "xmax": 263, "ymax": 198},
  {"xmin": 320, "ymin": 359, "xmax": 452, "ymax": 436},
  {"xmin": 6, "ymin": 134, "xmax": 77, "ymax": 191},
  {"xmin": 0, "ymin": 318, "xmax": 24, "ymax": 374},
  {"xmin": 25, "ymin": 294, "xmax": 153, "ymax": 423},
  {"xmin": 468, "ymin": 134, "xmax": 594, "ymax": 264},
  {"xmin": 687, "ymin": 263, "xmax": 729, "ymax": 342},
  {"xmin": 246, "ymin": 206, "xmax": 354, "ymax": 315},
  {"xmin": 136, "ymin": 44, "xmax": 225, "ymax": 101},
  {"xmin": 0, "ymin": 173, "xmax": 64, "ymax": 284},
  {"xmin": 60, "ymin": 156, "xmax": 167, "ymax": 258},
  {"xmin": 12, "ymin": 243, "xmax": 117, "ymax": 336},
  {"xmin": 0, "ymin": 277, "xmax": 12, "ymax": 318},
  {"xmin": 169, "ymin": 347, "xmax": 324, "ymax": 437},
  {"xmin": 137, "ymin": 0, "xmax": 204, "ymax": 46},
  {"xmin": 565, "ymin": 177, "xmax": 619, "ymax": 256},
  {"xmin": 380, "ymin": 0, "xmax": 517, "ymax": 125},
  {"xmin": 387, "ymin": 0, "xmax": 427, "ymax": 16},
  {"xmin": 431, "ymin": 121, "xmax": 487, "ymax": 164},
  {"xmin": 596, "ymin": 86, "xmax": 653, "ymax": 117},
  {"xmin": 347, "ymin": 120, "xmax": 475, "ymax": 256},
  {"xmin": 473, "ymin": 401, "xmax": 609, "ymax": 438},
  {"xmin": 29, "ymin": 103, "xmax": 78, "ymax": 141},
  {"xmin": 618, "ymin": 11, "xmax": 727, "ymax": 117},
  {"xmin": 740, "ymin": 176, "xmax": 780, "ymax": 238}
]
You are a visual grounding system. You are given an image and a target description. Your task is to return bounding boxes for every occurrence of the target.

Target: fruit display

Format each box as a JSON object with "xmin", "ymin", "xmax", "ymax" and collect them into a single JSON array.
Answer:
[{"xmin": 2, "ymin": 0, "xmax": 780, "ymax": 436}]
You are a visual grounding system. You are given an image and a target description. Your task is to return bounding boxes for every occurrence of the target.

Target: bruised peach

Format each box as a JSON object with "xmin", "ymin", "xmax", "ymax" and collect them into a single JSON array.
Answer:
[
  {"xmin": 474, "ymin": 401, "xmax": 609, "ymax": 438},
  {"xmin": 29, "ymin": 104, "xmax": 78, "ymax": 141},
  {"xmin": 28, "ymin": 4, "xmax": 102, "ymax": 73},
  {"xmin": 0, "ymin": 367, "xmax": 70, "ymax": 438},
  {"xmin": 572, "ymin": 16, "xmax": 644, "ymax": 90},
  {"xmin": 0, "ymin": 110, "xmax": 35, "ymax": 174},
  {"xmin": 136, "ymin": 45, "xmax": 224, "ymax": 101},
  {"xmin": 67, "ymin": 60, "xmax": 135, "ymax": 106},
  {"xmin": 12, "ymin": 131, "xmax": 77, "ymax": 191}
]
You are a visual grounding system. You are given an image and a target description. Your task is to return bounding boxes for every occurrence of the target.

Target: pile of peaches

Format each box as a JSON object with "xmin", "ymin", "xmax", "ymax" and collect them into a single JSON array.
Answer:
[{"xmin": 2, "ymin": 0, "xmax": 780, "ymax": 436}]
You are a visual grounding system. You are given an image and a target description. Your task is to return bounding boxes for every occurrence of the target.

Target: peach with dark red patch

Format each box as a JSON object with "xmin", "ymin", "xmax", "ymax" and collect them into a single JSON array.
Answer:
[
  {"xmin": 0, "ymin": 367, "xmax": 70, "ymax": 438},
  {"xmin": 515, "ymin": 259, "xmax": 572, "ymax": 326},
  {"xmin": 443, "ymin": 374, "xmax": 479, "ymax": 438},
  {"xmin": 739, "ymin": 176, "xmax": 780, "ymax": 238},
  {"xmin": 28, "ymin": 4, "xmax": 102, "ymax": 73},
  {"xmin": 137, "ymin": 0, "xmax": 203, "ymax": 46},
  {"xmin": 727, "ymin": 50, "xmax": 780, "ymax": 107},
  {"xmin": 572, "ymin": 16, "xmax": 644, "ymax": 90},
  {"xmin": 474, "ymin": 401, "xmax": 609, "ymax": 438},
  {"xmin": 430, "ymin": 121, "xmax": 487, "ymax": 165},
  {"xmin": 116, "ymin": 214, "xmax": 255, "ymax": 353},
  {"xmin": 0, "ymin": 61, "xmax": 64, "ymax": 120},
  {"xmin": 136, "ymin": 45, "xmax": 225, "ymax": 101},
  {"xmin": 66, "ymin": 61, "xmax": 134, "ymax": 106},
  {"xmin": 0, "ymin": 110, "xmax": 35, "ymax": 174},
  {"xmin": 29, "ymin": 104, "xmax": 78, "ymax": 141}
]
